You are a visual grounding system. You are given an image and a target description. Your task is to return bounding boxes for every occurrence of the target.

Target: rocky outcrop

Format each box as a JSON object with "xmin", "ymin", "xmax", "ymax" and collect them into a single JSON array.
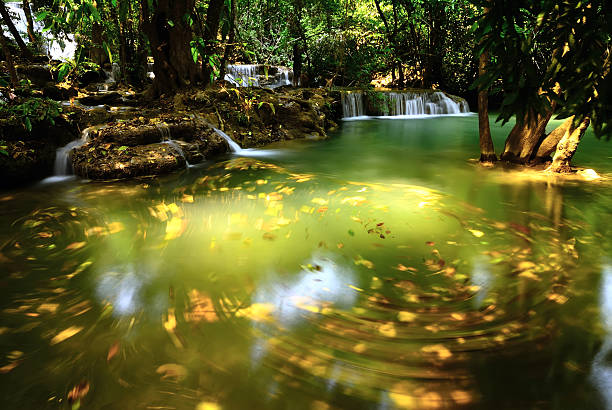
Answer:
[{"xmin": 71, "ymin": 119, "xmax": 229, "ymax": 180}]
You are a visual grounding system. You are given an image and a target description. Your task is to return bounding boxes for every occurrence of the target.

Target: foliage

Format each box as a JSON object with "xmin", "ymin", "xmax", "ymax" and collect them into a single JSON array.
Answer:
[
  {"xmin": 0, "ymin": 97, "xmax": 62, "ymax": 132},
  {"xmin": 471, "ymin": 0, "xmax": 612, "ymax": 138}
]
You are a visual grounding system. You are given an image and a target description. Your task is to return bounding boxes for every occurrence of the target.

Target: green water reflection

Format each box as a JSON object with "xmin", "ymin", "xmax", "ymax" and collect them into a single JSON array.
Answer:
[{"xmin": 0, "ymin": 115, "xmax": 611, "ymax": 409}]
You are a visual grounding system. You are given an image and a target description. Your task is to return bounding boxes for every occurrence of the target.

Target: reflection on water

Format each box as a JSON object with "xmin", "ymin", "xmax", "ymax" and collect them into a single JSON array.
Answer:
[{"xmin": 0, "ymin": 116, "xmax": 611, "ymax": 409}]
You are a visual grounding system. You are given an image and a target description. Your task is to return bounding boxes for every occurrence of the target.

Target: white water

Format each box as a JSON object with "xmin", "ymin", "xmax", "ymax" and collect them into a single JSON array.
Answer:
[
  {"xmin": 213, "ymin": 127, "xmax": 242, "ymax": 152},
  {"xmin": 341, "ymin": 90, "xmax": 471, "ymax": 119},
  {"xmin": 224, "ymin": 64, "xmax": 292, "ymax": 88},
  {"xmin": 4, "ymin": 2, "xmax": 77, "ymax": 61},
  {"xmin": 52, "ymin": 127, "xmax": 93, "ymax": 176},
  {"xmin": 341, "ymin": 92, "xmax": 365, "ymax": 118},
  {"xmin": 156, "ymin": 123, "xmax": 190, "ymax": 166}
]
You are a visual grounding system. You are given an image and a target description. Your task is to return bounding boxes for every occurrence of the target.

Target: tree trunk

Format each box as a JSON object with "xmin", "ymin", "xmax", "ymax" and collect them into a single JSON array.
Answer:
[
  {"xmin": 142, "ymin": 0, "xmax": 200, "ymax": 95},
  {"xmin": 0, "ymin": 32, "xmax": 18, "ymax": 87},
  {"xmin": 546, "ymin": 117, "xmax": 590, "ymax": 173},
  {"xmin": 500, "ymin": 110, "xmax": 552, "ymax": 163},
  {"xmin": 533, "ymin": 116, "xmax": 573, "ymax": 162},
  {"xmin": 22, "ymin": 0, "xmax": 36, "ymax": 43},
  {"xmin": 477, "ymin": 49, "xmax": 496, "ymax": 162},
  {"xmin": 201, "ymin": 0, "xmax": 225, "ymax": 84},
  {"xmin": 219, "ymin": 0, "xmax": 237, "ymax": 81},
  {"xmin": 0, "ymin": 1, "xmax": 32, "ymax": 59},
  {"xmin": 290, "ymin": 0, "xmax": 304, "ymax": 86}
]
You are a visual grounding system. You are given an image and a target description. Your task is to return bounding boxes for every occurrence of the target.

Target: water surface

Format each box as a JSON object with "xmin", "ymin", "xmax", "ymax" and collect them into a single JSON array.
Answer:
[{"xmin": 1, "ymin": 115, "xmax": 611, "ymax": 409}]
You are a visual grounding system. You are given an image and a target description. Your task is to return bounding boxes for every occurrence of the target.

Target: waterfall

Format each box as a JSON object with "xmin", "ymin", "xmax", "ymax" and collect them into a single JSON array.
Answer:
[
  {"xmin": 213, "ymin": 128, "xmax": 242, "ymax": 153},
  {"xmin": 156, "ymin": 123, "xmax": 190, "ymax": 166},
  {"xmin": 341, "ymin": 92, "xmax": 365, "ymax": 118},
  {"xmin": 4, "ymin": 2, "xmax": 76, "ymax": 61},
  {"xmin": 225, "ymin": 65, "xmax": 259, "ymax": 87},
  {"xmin": 53, "ymin": 127, "xmax": 93, "ymax": 175},
  {"xmin": 341, "ymin": 90, "xmax": 470, "ymax": 119},
  {"xmin": 224, "ymin": 65, "xmax": 293, "ymax": 88}
]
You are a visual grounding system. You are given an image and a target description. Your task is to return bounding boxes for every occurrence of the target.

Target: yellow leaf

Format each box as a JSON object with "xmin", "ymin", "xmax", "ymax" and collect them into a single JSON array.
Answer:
[
  {"xmin": 421, "ymin": 344, "xmax": 452, "ymax": 359},
  {"xmin": 65, "ymin": 242, "xmax": 86, "ymax": 251},
  {"xmin": 196, "ymin": 402, "xmax": 221, "ymax": 410},
  {"xmin": 51, "ymin": 326, "xmax": 83, "ymax": 345},
  {"xmin": 156, "ymin": 363, "xmax": 187, "ymax": 381},
  {"xmin": 355, "ymin": 258, "xmax": 374, "ymax": 269},
  {"xmin": 398, "ymin": 311, "xmax": 416, "ymax": 322},
  {"xmin": 469, "ymin": 229, "xmax": 484, "ymax": 238},
  {"xmin": 378, "ymin": 322, "xmax": 397, "ymax": 337},
  {"xmin": 311, "ymin": 198, "xmax": 328, "ymax": 205}
]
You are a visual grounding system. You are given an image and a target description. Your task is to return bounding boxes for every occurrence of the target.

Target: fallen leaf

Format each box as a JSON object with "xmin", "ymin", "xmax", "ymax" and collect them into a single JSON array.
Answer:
[
  {"xmin": 398, "ymin": 311, "xmax": 416, "ymax": 322},
  {"xmin": 107, "ymin": 342, "xmax": 120, "ymax": 361},
  {"xmin": 378, "ymin": 322, "xmax": 397, "ymax": 337},
  {"xmin": 156, "ymin": 363, "xmax": 187, "ymax": 381},
  {"xmin": 51, "ymin": 326, "xmax": 83, "ymax": 345},
  {"xmin": 421, "ymin": 344, "xmax": 452, "ymax": 360},
  {"xmin": 469, "ymin": 230, "xmax": 484, "ymax": 238},
  {"xmin": 65, "ymin": 242, "xmax": 86, "ymax": 251},
  {"xmin": 67, "ymin": 381, "xmax": 90, "ymax": 403}
]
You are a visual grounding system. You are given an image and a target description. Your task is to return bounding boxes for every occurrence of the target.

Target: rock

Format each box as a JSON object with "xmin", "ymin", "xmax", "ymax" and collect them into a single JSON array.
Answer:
[
  {"xmin": 16, "ymin": 64, "xmax": 53, "ymax": 87},
  {"xmin": 78, "ymin": 92, "xmax": 122, "ymax": 106},
  {"xmin": 42, "ymin": 84, "xmax": 77, "ymax": 101},
  {"xmin": 72, "ymin": 128, "xmax": 229, "ymax": 180},
  {"xmin": 78, "ymin": 69, "xmax": 107, "ymax": 86}
]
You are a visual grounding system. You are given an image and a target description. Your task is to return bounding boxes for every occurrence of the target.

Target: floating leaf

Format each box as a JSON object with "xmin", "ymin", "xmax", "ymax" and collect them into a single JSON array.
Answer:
[
  {"xmin": 65, "ymin": 242, "xmax": 86, "ymax": 251},
  {"xmin": 398, "ymin": 311, "xmax": 416, "ymax": 322},
  {"xmin": 378, "ymin": 322, "xmax": 397, "ymax": 337},
  {"xmin": 469, "ymin": 229, "xmax": 484, "ymax": 238},
  {"xmin": 421, "ymin": 344, "xmax": 452, "ymax": 359},
  {"xmin": 51, "ymin": 326, "xmax": 83, "ymax": 345},
  {"xmin": 354, "ymin": 258, "xmax": 374, "ymax": 269},
  {"xmin": 156, "ymin": 363, "xmax": 187, "ymax": 381}
]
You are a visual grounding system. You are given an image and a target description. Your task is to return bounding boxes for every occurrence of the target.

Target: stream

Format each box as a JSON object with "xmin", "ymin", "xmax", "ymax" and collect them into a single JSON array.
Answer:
[{"xmin": 0, "ymin": 115, "xmax": 611, "ymax": 409}]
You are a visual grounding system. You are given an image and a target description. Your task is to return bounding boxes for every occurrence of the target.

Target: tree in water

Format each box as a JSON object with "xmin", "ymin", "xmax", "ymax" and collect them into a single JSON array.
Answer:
[{"xmin": 472, "ymin": 0, "xmax": 611, "ymax": 172}]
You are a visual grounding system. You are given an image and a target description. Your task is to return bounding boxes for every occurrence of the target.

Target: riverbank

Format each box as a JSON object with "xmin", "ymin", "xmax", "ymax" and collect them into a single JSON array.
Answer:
[{"xmin": 0, "ymin": 84, "xmax": 343, "ymax": 187}]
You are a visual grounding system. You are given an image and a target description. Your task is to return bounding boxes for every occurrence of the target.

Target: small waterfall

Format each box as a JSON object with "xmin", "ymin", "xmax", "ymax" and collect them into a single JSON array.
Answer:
[
  {"xmin": 147, "ymin": 61, "xmax": 155, "ymax": 79},
  {"xmin": 156, "ymin": 123, "xmax": 189, "ymax": 166},
  {"xmin": 224, "ymin": 64, "xmax": 259, "ymax": 87},
  {"xmin": 5, "ymin": 2, "xmax": 76, "ymax": 61},
  {"xmin": 341, "ymin": 90, "xmax": 470, "ymax": 119},
  {"xmin": 224, "ymin": 64, "xmax": 293, "ymax": 88},
  {"xmin": 53, "ymin": 127, "xmax": 93, "ymax": 175},
  {"xmin": 341, "ymin": 92, "xmax": 365, "ymax": 118},
  {"xmin": 213, "ymin": 128, "xmax": 242, "ymax": 153}
]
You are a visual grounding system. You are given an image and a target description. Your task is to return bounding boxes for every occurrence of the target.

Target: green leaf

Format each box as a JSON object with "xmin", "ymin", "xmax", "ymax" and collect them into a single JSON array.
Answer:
[
  {"xmin": 168, "ymin": 20, "xmax": 175, "ymax": 27},
  {"xmin": 116, "ymin": 146, "xmax": 129, "ymax": 151},
  {"xmin": 24, "ymin": 117, "xmax": 32, "ymax": 132},
  {"xmin": 0, "ymin": 149, "xmax": 8, "ymax": 156}
]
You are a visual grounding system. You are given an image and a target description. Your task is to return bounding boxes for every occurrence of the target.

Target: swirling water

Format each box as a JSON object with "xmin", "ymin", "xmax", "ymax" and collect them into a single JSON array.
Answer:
[{"xmin": 0, "ymin": 115, "xmax": 611, "ymax": 409}]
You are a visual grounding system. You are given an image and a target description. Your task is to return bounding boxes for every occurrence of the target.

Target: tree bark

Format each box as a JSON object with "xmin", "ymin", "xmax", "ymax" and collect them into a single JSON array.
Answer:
[
  {"xmin": 201, "ymin": 0, "xmax": 225, "ymax": 84},
  {"xmin": 500, "ymin": 110, "xmax": 552, "ymax": 163},
  {"xmin": 546, "ymin": 117, "xmax": 590, "ymax": 173},
  {"xmin": 22, "ymin": 0, "xmax": 36, "ymax": 43},
  {"xmin": 478, "ymin": 49, "xmax": 496, "ymax": 162},
  {"xmin": 0, "ymin": 32, "xmax": 18, "ymax": 87},
  {"xmin": 0, "ymin": 1, "xmax": 32, "ymax": 59},
  {"xmin": 533, "ymin": 116, "xmax": 573, "ymax": 162},
  {"xmin": 219, "ymin": 0, "xmax": 237, "ymax": 81},
  {"xmin": 142, "ymin": 0, "xmax": 200, "ymax": 95}
]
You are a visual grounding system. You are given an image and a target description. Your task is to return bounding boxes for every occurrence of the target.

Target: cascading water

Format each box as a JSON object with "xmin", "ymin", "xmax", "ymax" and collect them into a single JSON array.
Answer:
[
  {"xmin": 341, "ymin": 90, "xmax": 470, "ymax": 119},
  {"xmin": 155, "ymin": 123, "xmax": 190, "ymax": 166},
  {"xmin": 213, "ymin": 128, "xmax": 242, "ymax": 153},
  {"xmin": 4, "ymin": 2, "xmax": 76, "ymax": 61},
  {"xmin": 341, "ymin": 92, "xmax": 365, "ymax": 118},
  {"xmin": 52, "ymin": 127, "xmax": 93, "ymax": 176},
  {"xmin": 224, "ymin": 65, "xmax": 292, "ymax": 88}
]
